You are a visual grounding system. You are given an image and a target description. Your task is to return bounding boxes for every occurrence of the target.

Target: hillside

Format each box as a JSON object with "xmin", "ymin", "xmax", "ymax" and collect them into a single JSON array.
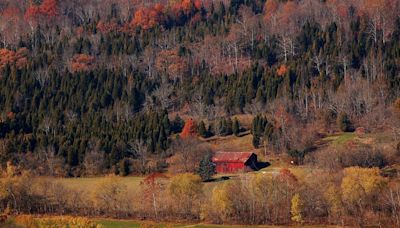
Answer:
[{"xmin": 0, "ymin": 0, "xmax": 400, "ymax": 227}]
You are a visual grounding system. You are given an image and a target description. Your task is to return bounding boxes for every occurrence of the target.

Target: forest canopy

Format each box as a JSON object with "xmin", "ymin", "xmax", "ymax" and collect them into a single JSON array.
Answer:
[{"xmin": 0, "ymin": 0, "xmax": 398, "ymax": 176}]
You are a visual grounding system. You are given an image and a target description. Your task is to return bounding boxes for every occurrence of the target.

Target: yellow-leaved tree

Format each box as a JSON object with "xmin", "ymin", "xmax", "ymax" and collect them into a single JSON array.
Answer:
[
  {"xmin": 90, "ymin": 175, "xmax": 129, "ymax": 217},
  {"xmin": 168, "ymin": 173, "xmax": 203, "ymax": 218},
  {"xmin": 324, "ymin": 183, "xmax": 344, "ymax": 225},
  {"xmin": 341, "ymin": 167, "xmax": 387, "ymax": 227},
  {"xmin": 210, "ymin": 182, "xmax": 234, "ymax": 222},
  {"xmin": 291, "ymin": 193, "xmax": 304, "ymax": 224}
]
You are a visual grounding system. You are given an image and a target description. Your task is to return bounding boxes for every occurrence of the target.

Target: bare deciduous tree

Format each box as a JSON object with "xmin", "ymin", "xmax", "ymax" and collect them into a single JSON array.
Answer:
[
  {"xmin": 83, "ymin": 145, "xmax": 105, "ymax": 176},
  {"xmin": 153, "ymin": 83, "xmax": 173, "ymax": 110},
  {"xmin": 35, "ymin": 68, "xmax": 50, "ymax": 88},
  {"xmin": 130, "ymin": 139, "xmax": 149, "ymax": 174},
  {"xmin": 245, "ymin": 99, "xmax": 265, "ymax": 115},
  {"xmin": 168, "ymin": 138, "xmax": 211, "ymax": 173}
]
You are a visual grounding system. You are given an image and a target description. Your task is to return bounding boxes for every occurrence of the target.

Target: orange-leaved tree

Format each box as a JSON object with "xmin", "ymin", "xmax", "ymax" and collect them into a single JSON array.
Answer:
[
  {"xmin": 180, "ymin": 118, "xmax": 197, "ymax": 138},
  {"xmin": 0, "ymin": 48, "xmax": 28, "ymax": 71},
  {"xmin": 277, "ymin": 64, "xmax": 288, "ymax": 76},
  {"xmin": 131, "ymin": 3, "xmax": 165, "ymax": 30},
  {"xmin": 70, "ymin": 54, "xmax": 95, "ymax": 73},
  {"xmin": 24, "ymin": 0, "xmax": 59, "ymax": 28}
]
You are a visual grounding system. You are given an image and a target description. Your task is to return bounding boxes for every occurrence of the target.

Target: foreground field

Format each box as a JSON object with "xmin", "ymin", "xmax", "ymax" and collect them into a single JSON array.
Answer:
[
  {"xmin": 4, "ymin": 215, "xmax": 341, "ymax": 228},
  {"xmin": 96, "ymin": 219, "xmax": 338, "ymax": 228}
]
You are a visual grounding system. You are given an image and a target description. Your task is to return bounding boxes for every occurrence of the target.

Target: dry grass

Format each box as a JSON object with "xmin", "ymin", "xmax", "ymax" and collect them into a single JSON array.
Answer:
[
  {"xmin": 207, "ymin": 134, "xmax": 254, "ymax": 152},
  {"xmin": 36, "ymin": 176, "xmax": 145, "ymax": 193},
  {"xmin": 231, "ymin": 114, "xmax": 254, "ymax": 129},
  {"xmin": 6, "ymin": 215, "xmax": 339, "ymax": 228}
]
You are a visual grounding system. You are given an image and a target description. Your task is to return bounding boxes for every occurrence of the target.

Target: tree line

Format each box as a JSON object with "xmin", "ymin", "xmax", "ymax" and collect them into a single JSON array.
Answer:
[{"xmin": 1, "ymin": 164, "xmax": 399, "ymax": 227}]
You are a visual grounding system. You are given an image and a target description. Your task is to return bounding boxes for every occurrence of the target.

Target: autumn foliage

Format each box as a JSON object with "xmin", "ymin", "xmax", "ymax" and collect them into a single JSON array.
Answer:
[
  {"xmin": 0, "ymin": 7, "xmax": 21, "ymax": 27},
  {"xmin": 264, "ymin": 0, "xmax": 298, "ymax": 28},
  {"xmin": 155, "ymin": 49, "xmax": 188, "ymax": 80},
  {"xmin": 277, "ymin": 64, "xmax": 288, "ymax": 76},
  {"xmin": 70, "ymin": 54, "xmax": 95, "ymax": 73},
  {"xmin": 171, "ymin": 0, "xmax": 202, "ymax": 15},
  {"xmin": 97, "ymin": 20, "xmax": 119, "ymax": 34},
  {"xmin": 131, "ymin": 4, "xmax": 165, "ymax": 30},
  {"xmin": 180, "ymin": 118, "xmax": 197, "ymax": 138},
  {"xmin": 24, "ymin": 0, "xmax": 58, "ymax": 23},
  {"xmin": 264, "ymin": 0, "xmax": 279, "ymax": 24},
  {"xmin": 279, "ymin": 168, "xmax": 298, "ymax": 183},
  {"xmin": 0, "ymin": 48, "xmax": 28, "ymax": 70}
]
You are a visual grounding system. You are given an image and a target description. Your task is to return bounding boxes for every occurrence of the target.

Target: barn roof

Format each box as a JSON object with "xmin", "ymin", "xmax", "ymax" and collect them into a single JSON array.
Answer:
[{"xmin": 212, "ymin": 152, "xmax": 255, "ymax": 163}]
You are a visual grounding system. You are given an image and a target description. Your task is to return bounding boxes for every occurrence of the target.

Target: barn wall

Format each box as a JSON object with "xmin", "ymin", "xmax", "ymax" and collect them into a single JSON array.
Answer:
[{"xmin": 215, "ymin": 162, "xmax": 246, "ymax": 173}]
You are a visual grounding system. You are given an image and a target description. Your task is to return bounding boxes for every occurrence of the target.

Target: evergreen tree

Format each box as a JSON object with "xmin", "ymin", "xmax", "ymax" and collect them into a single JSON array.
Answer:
[
  {"xmin": 198, "ymin": 153, "xmax": 215, "ymax": 181},
  {"xmin": 337, "ymin": 112, "xmax": 352, "ymax": 132},
  {"xmin": 119, "ymin": 158, "xmax": 130, "ymax": 176},
  {"xmin": 225, "ymin": 118, "xmax": 233, "ymax": 136},
  {"xmin": 171, "ymin": 115, "xmax": 185, "ymax": 134},
  {"xmin": 233, "ymin": 118, "xmax": 240, "ymax": 136},
  {"xmin": 198, "ymin": 121, "xmax": 207, "ymax": 138},
  {"xmin": 252, "ymin": 135, "xmax": 260, "ymax": 148}
]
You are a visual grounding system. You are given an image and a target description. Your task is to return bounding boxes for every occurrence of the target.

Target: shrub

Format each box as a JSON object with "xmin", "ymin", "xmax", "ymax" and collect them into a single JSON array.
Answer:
[
  {"xmin": 312, "ymin": 146, "xmax": 388, "ymax": 170},
  {"xmin": 13, "ymin": 215, "xmax": 101, "ymax": 228},
  {"xmin": 287, "ymin": 149, "xmax": 306, "ymax": 165}
]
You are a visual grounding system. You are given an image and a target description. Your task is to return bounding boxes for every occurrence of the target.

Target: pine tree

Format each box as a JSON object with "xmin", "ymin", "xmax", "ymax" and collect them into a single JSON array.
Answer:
[
  {"xmin": 198, "ymin": 153, "xmax": 215, "ymax": 181},
  {"xmin": 225, "ymin": 118, "xmax": 233, "ymax": 135},
  {"xmin": 119, "ymin": 158, "xmax": 130, "ymax": 176},
  {"xmin": 233, "ymin": 118, "xmax": 240, "ymax": 136},
  {"xmin": 171, "ymin": 115, "xmax": 185, "ymax": 133},
  {"xmin": 252, "ymin": 135, "xmax": 260, "ymax": 148},
  {"xmin": 198, "ymin": 120, "xmax": 207, "ymax": 138}
]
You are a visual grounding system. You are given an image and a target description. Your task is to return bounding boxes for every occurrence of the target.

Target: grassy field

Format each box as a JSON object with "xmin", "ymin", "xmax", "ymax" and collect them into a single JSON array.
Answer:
[
  {"xmin": 53, "ymin": 176, "xmax": 145, "ymax": 192},
  {"xmin": 5, "ymin": 215, "xmax": 340, "ymax": 228},
  {"xmin": 207, "ymin": 134, "xmax": 255, "ymax": 152},
  {"xmin": 67, "ymin": 218, "xmax": 341, "ymax": 228},
  {"xmin": 322, "ymin": 132, "xmax": 357, "ymax": 146}
]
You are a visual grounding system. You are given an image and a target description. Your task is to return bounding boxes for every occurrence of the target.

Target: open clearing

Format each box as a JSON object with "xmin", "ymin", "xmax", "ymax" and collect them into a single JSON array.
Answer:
[
  {"xmin": 39, "ymin": 132, "xmax": 363, "ymax": 193},
  {"xmin": 52, "ymin": 176, "xmax": 145, "ymax": 192}
]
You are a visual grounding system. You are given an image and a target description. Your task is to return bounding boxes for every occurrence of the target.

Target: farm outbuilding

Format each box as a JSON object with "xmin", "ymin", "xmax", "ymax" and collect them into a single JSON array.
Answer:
[{"xmin": 212, "ymin": 151, "xmax": 258, "ymax": 173}]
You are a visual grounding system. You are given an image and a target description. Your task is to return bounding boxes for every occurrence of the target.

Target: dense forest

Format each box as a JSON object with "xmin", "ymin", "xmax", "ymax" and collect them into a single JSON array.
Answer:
[{"xmin": 1, "ymin": 0, "xmax": 400, "ymax": 227}]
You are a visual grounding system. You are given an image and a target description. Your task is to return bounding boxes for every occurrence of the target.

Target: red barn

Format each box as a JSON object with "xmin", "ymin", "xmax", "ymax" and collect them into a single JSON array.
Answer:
[{"xmin": 212, "ymin": 151, "xmax": 258, "ymax": 173}]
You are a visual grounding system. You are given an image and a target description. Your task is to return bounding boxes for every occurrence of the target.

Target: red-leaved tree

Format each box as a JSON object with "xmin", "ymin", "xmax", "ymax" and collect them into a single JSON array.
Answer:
[
  {"xmin": 70, "ymin": 54, "xmax": 95, "ymax": 73},
  {"xmin": 180, "ymin": 118, "xmax": 198, "ymax": 138},
  {"xmin": 0, "ymin": 48, "xmax": 28, "ymax": 71},
  {"xmin": 24, "ymin": 0, "xmax": 59, "ymax": 32},
  {"xmin": 130, "ymin": 3, "xmax": 165, "ymax": 30}
]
